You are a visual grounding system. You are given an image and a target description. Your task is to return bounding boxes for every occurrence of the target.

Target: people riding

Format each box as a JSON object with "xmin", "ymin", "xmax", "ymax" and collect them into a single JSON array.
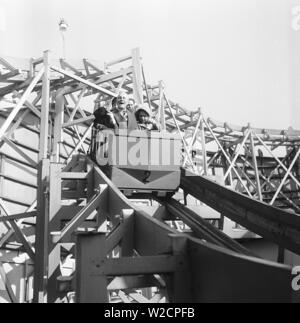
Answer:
[
  {"xmin": 91, "ymin": 96, "xmax": 160, "ymax": 158},
  {"xmin": 110, "ymin": 90, "xmax": 130, "ymax": 129},
  {"xmin": 135, "ymin": 104, "xmax": 161, "ymax": 131},
  {"xmin": 127, "ymin": 97, "xmax": 136, "ymax": 113},
  {"xmin": 93, "ymin": 99, "xmax": 114, "ymax": 130},
  {"xmin": 93, "ymin": 91, "xmax": 161, "ymax": 132},
  {"xmin": 93, "ymin": 90, "xmax": 138, "ymax": 130}
]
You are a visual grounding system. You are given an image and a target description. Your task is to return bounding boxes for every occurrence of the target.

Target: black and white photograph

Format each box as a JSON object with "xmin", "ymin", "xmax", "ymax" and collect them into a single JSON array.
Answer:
[{"xmin": 0, "ymin": 0, "xmax": 299, "ymax": 306}]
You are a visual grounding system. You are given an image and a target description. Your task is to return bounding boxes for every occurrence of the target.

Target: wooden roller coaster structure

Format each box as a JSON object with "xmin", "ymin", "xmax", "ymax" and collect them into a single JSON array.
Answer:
[{"xmin": 0, "ymin": 48, "xmax": 299, "ymax": 303}]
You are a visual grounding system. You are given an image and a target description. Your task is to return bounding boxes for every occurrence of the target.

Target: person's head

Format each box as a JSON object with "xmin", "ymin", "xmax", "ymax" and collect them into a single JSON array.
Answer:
[
  {"xmin": 127, "ymin": 98, "xmax": 135, "ymax": 112},
  {"xmin": 135, "ymin": 104, "xmax": 152, "ymax": 124},
  {"xmin": 111, "ymin": 97, "xmax": 117, "ymax": 109},
  {"xmin": 116, "ymin": 90, "xmax": 128, "ymax": 110}
]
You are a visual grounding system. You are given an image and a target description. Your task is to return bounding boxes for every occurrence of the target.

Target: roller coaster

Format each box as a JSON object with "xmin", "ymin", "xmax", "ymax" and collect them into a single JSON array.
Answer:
[{"xmin": 0, "ymin": 48, "xmax": 299, "ymax": 303}]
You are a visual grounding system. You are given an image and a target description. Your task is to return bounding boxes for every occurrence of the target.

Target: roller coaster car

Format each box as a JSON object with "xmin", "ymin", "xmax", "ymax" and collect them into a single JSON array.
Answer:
[{"xmin": 94, "ymin": 129, "xmax": 182, "ymax": 197}]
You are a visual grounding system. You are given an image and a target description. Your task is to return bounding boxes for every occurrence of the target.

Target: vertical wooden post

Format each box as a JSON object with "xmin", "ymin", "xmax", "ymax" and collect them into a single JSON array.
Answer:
[
  {"xmin": 33, "ymin": 159, "xmax": 50, "ymax": 303},
  {"xmin": 76, "ymin": 232, "xmax": 108, "ymax": 303},
  {"xmin": 199, "ymin": 111, "xmax": 208, "ymax": 175},
  {"xmin": 250, "ymin": 131, "xmax": 263, "ymax": 201},
  {"xmin": 51, "ymin": 89, "xmax": 65, "ymax": 163},
  {"xmin": 120, "ymin": 209, "xmax": 134, "ymax": 257},
  {"xmin": 47, "ymin": 163, "xmax": 62, "ymax": 303},
  {"xmin": 132, "ymin": 48, "xmax": 143, "ymax": 105},
  {"xmin": 168, "ymin": 234, "xmax": 192, "ymax": 303},
  {"xmin": 38, "ymin": 51, "xmax": 50, "ymax": 161},
  {"xmin": 159, "ymin": 81, "xmax": 166, "ymax": 130},
  {"xmin": 0, "ymin": 155, "xmax": 5, "ymax": 219},
  {"xmin": 33, "ymin": 51, "xmax": 50, "ymax": 303}
]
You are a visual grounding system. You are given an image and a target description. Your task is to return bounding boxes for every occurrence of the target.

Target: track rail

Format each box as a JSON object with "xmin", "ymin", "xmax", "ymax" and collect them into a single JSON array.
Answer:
[
  {"xmin": 180, "ymin": 169, "xmax": 300, "ymax": 255},
  {"xmin": 162, "ymin": 198, "xmax": 256, "ymax": 257}
]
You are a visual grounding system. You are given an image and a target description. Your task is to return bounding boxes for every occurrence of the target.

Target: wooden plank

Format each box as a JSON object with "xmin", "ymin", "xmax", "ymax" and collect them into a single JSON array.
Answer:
[
  {"xmin": 60, "ymin": 172, "xmax": 88, "ymax": 180},
  {"xmin": 105, "ymin": 55, "xmax": 132, "ymax": 68},
  {"xmin": 0, "ymin": 262, "xmax": 18, "ymax": 303},
  {"xmin": 131, "ymin": 48, "xmax": 143, "ymax": 105},
  {"xmin": 0, "ymin": 69, "xmax": 21, "ymax": 81},
  {"xmin": 104, "ymin": 255, "xmax": 177, "ymax": 276},
  {"xmin": 0, "ymin": 57, "xmax": 17, "ymax": 71},
  {"xmin": 62, "ymin": 115, "xmax": 94, "ymax": 128},
  {"xmin": 2, "ymin": 136, "xmax": 37, "ymax": 167},
  {"xmin": 96, "ymin": 67, "xmax": 133, "ymax": 85},
  {"xmin": 76, "ymin": 232, "xmax": 108, "ymax": 303},
  {"xmin": 104, "ymin": 210, "xmax": 134, "ymax": 254},
  {"xmin": 127, "ymin": 292, "xmax": 149, "ymax": 303},
  {"xmin": 54, "ymin": 185, "xmax": 108, "ymax": 243},
  {"xmin": 50, "ymin": 65, "xmax": 117, "ymax": 97},
  {"xmin": 107, "ymin": 275, "xmax": 161, "ymax": 291},
  {"xmin": 33, "ymin": 158, "xmax": 50, "ymax": 303},
  {"xmin": 0, "ymin": 199, "xmax": 35, "ymax": 261},
  {"xmin": 0, "ymin": 67, "xmax": 44, "ymax": 142},
  {"xmin": 0, "ymin": 211, "xmax": 36, "ymax": 222}
]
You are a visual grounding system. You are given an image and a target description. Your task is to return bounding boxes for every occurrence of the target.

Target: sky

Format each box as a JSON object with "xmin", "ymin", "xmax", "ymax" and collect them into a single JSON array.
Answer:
[{"xmin": 0, "ymin": 0, "xmax": 299, "ymax": 130}]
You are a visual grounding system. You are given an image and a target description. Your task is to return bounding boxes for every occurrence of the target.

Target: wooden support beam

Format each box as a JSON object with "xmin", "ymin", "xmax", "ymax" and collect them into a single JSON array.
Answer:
[
  {"xmin": 165, "ymin": 234, "xmax": 192, "ymax": 303},
  {"xmin": 50, "ymin": 65, "xmax": 117, "ymax": 97},
  {"xmin": 250, "ymin": 131, "xmax": 263, "ymax": 201},
  {"xmin": 0, "ymin": 198, "xmax": 35, "ymax": 261},
  {"xmin": 203, "ymin": 118, "xmax": 252, "ymax": 197},
  {"xmin": 2, "ymin": 136, "xmax": 37, "ymax": 167},
  {"xmin": 105, "ymin": 210, "xmax": 134, "ymax": 254},
  {"xmin": 0, "ymin": 211, "xmax": 36, "ymax": 222},
  {"xmin": 0, "ymin": 67, "xmax": 44, "ymax": 142},
  {"xmin": 0, "ymin": 69, "xmax": 21, "ymax": 81},
  {"xmin": 62, "ymin": 115, "xmax": 94, "ymax": 128},
  {"xmin": 53, "ymin": 185, "xmax": 108, "ymax": 243},
  {"xmin": 76, "ymin": 232, "xmax": 108, "ymax": 303},
  {"xmin": 131, "ymin": 48, "xmax": 143, "ymax": 104},
  {"xmin": 0, "ymin": 262, "xmax": 18, "ymax": 303},
  {"xmin": 107, "ymin": 275, "xmax": 162, "ymax": 291},
  {"xmin": 60, "ymin": 172, "xmax": 88, "ymax": 180},
  {"xmin": 100, "ymin": 255, "xmax": 177, "ymax": 276},
  {"xmin": 105, "ymin": 55, "xmax": 132, "ymax": 68},
  {"xmin": 66, "ymin": 124, "xmax": 93, "ymax": 163},
  {"xmin": 68, "ymin": 89, "xmax": 86, "ymax": 122}
]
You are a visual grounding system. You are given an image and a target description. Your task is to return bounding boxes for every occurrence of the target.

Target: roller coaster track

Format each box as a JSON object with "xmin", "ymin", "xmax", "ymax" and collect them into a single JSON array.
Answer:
[
  {"xmin": 0, "ymin": 49, "xmax": 299, "ymax": 302},
  {"xmin": 180, "ymin": 170, "xmax": 300, "ymax": 255},
  {"xmin": 55, "ymin": 157, "xmax": 296, "ymax": 303}
]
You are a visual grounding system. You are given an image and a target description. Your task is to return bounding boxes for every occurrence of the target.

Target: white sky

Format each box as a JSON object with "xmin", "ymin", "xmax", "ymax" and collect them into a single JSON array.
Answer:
[{"xmin": 0, "ymin": 0, "xmax": 299, "ymax": 130}]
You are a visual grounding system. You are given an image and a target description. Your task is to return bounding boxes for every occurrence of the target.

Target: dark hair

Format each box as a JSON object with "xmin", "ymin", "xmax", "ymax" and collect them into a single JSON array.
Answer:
[{"xmin": 112, "ymin": 97, "xmax": 117, "ymax": 107}]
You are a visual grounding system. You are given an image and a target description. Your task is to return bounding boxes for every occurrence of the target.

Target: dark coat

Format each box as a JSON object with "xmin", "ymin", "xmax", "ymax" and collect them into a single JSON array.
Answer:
[
  {"xmin": 93, "ymin": 107, "xmax": 116, "ymax": 129},
  {"xmin": 93, "ymin": 107, "xmax": 138, "ymax": 130}
]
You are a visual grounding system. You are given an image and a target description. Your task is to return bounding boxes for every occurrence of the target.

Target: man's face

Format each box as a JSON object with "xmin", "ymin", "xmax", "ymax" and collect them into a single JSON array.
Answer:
[
  {"xmin": 127, "ymin": 99, "xmax": 135, "ymax": 111},
  {"xmin": 117, "ymin": 93, "xmax": 128, "ymax": 109}
]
